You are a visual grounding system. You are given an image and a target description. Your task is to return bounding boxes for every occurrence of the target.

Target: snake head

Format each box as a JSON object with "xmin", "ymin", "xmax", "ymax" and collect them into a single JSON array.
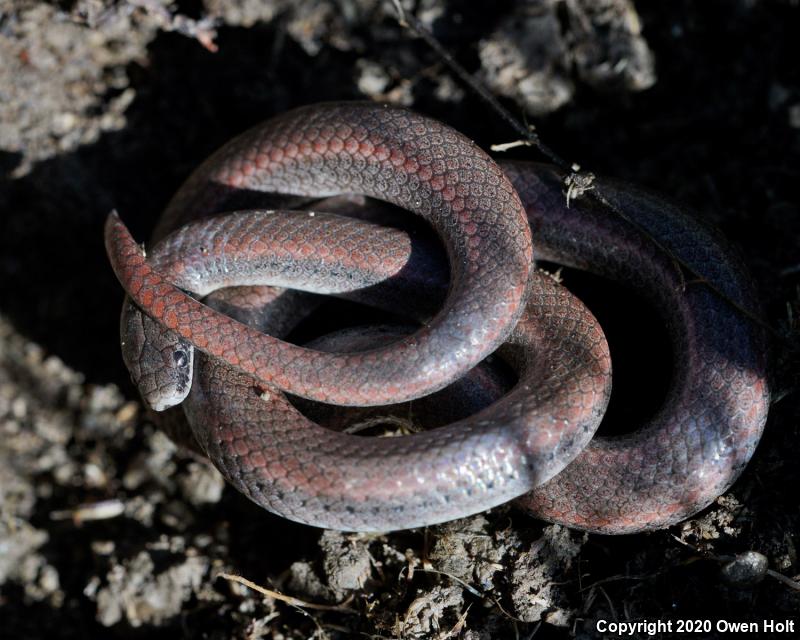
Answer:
[{"xmin": 120, "ymin": 299, "xmax": 194, "ymax": 411}]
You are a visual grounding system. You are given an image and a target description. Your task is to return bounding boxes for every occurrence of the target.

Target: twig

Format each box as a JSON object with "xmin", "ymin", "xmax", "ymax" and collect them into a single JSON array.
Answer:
[
  {"xmin": 389, "ymin": 0, "xmax": 567, "ymax": 169},
  {"xmin": 765, "ymin": 569, "xmax": 800, "ymax": 591},
  {"xmin": 670, "ymin": 536, "xmax": 800, "ymax": 591},
  {"xmin": 446, "ymin": 603, "xmax": 472, "ymax": 638},
  {"xmin": 388, "ymin": 0, "xmax": 776, "ymax": 337},
  {"xmin": 50, "ymin": 499, "xmax": 126, "ymax": 524},
  {"xmin": 415, "ymin": 567, "xmax": 526, "ymax": 623},
  {"xmin": 218, "ymin": 573, "xmax": 357, "ymax": 613}
]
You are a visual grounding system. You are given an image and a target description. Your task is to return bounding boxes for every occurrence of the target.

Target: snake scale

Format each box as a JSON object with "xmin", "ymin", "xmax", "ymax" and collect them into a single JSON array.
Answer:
[{"xmin": 105, "ymin": 102, "xmax": 769, "ymax": 533}]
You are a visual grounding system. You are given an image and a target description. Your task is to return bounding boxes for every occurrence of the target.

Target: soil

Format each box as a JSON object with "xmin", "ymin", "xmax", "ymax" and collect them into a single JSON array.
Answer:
[{"xmin": 1, "ymin": 1, "xmax": 798, "ymax": 638}]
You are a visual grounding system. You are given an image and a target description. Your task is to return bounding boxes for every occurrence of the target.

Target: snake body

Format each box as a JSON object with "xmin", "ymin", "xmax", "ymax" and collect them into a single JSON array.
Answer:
[{"xmin": 106, "ymin": 102, "xmax": 769, "ymax": 533}]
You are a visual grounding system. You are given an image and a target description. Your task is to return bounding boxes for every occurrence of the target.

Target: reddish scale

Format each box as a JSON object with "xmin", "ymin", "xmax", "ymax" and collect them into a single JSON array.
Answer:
[{"xmin": 109, "ymin": 105, "xmax": 767, "ymax": 532}]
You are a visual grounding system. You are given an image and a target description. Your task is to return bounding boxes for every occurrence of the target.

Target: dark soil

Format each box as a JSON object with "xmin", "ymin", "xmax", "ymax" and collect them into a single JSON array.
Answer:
[{"xmin": 1, "ymin": 1, "xmax": 798, "ymax": 638}]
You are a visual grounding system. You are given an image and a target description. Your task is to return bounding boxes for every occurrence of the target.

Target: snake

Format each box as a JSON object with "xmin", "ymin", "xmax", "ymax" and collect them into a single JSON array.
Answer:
[{"xmin": 105, "ymin": 102, "xmax": 769, "ymax": 533}]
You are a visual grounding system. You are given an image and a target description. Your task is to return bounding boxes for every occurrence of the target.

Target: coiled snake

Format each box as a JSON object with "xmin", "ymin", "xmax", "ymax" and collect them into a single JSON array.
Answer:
[{"xmin": 105, "ymin": 102, "xmax": 769, "ymax": 533}]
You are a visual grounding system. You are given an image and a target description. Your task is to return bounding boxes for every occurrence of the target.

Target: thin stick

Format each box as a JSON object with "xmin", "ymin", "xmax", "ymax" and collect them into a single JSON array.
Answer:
[
  {"xmin": 389, "ymin": 0, "xmax": 567, "ymax": 169},
  {"xmin": 388, "ymin": 0, "xmax": 776, "ymax": 337},
  {"xmin": 415, "ymin": 567, "xmax": 526, "ymax": 623},
  {"xmin": 218, "ymin": 573, "xmax": 356, "ymax": 613}
]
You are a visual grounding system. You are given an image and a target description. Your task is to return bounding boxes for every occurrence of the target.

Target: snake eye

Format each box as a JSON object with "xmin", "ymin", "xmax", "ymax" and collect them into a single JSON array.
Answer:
[{"xmin": 173, "ymin": 349, "xmax": 189, "ymax": 368}]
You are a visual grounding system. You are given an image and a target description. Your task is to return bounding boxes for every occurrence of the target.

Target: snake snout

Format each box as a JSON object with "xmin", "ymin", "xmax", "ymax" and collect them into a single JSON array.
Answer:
[{"xmin": 120, "ymin": 300, "xmax": 194, "ymax": 411}]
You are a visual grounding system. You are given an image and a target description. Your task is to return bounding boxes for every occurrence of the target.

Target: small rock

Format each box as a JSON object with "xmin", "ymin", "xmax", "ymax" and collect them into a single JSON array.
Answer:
[
  {"xmin": 320, "ymin": 530, "xmax": 372, "ymax": 596},
  {"xmin": 92, "ymin": 551, "xmax": 209, "ymax": 627},
  {"xmin": 428, "ymin": 515, "xmax": 509, "ymax": 589},
  {"xmin": 396, "ymin": 585, "xmax": 465, "ymax": 640},
  {"xmin": 721, "ymin": 551, "xmax": 769, "ymax": 587},
  {"xmin": 508, "ymin": 525, "xmax": 585, "ymax": 625},
  {"xmin": 177, "ymin": 461, "xmax": 225, "ymax": 506}
]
